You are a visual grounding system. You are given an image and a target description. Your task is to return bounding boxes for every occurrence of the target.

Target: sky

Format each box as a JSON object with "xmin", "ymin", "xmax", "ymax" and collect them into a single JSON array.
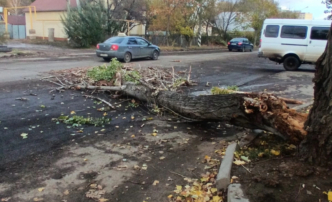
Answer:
[{"xmin": 276, "ymin": 0, "xmax": 329, "ymax": 19}]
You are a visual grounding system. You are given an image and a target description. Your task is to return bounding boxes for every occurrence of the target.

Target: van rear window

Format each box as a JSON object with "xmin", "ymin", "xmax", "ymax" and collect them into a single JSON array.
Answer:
[
  {"xmin": 265, "ymin": 25, "xmax": 279, "ymax": 38},
  {"xmin": 311, "ymin": 27, "xmax": 329, "ymax": 40},
  {"xmin": 281, "ymin": 26, "xmax": 308, "ymax": 39}
]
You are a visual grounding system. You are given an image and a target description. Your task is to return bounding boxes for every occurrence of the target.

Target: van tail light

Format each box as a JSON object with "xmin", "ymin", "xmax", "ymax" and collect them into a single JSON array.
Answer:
[
  {"xmin": 227, "ymin": 42, "xmax": 230, "ymax": 45},
  {"xmin": 96, "ymin": 44, "xmax": 100, "ymax": 49},
  {"xmin": 259, "ymin": 39, "xmax": 262, "ymax": 48},
  {"xmin": 238, "ymin": 42, "xmax": 242, "ymax": 45},
  {"xmin": 111, "ymin": 44, "xmax": 119, "ymax": 51}
]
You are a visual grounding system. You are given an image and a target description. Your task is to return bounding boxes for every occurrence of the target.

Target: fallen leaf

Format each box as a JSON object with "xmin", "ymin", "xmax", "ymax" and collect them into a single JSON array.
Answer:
[
  {"xmin": 133, "ymin": 165, "xmax": 140, "ymax": 170},
  {"xmin": 131, "ymin": 135, "xmax": 135, "ymax": 138},
  {"xmin": 33, "ymin": 198, "xmax": 44, "ymax": 202},
  {"xmin": 211, "ymin": 188, "xmax": 217, "ymax": 193},
  {"xmin": 38, "ymin": 187, "xmax": 45, "ymax": 192},
  {"xmin": 99, "ymin": 198, "xmax": 109, "ymax": 202},
  {"xmin": 1, "ymin": 197, "xmax": 11, "ymax": 202},
  {"xmin": 241, "ymin": 156, "xmax": 251, "ymax": 162},
  {"xmin": 103, "ymin": 112, "xmax": 107, "ymax": 116},
  {"xmin": 270, "ymin": 149, "xmax": 280, "ymax": 156},
  {"xmin": 63, "ymin": 190, "xmax": 69, "ymax": 195},
  {"xmin": 159, "ymin": 156, "xmax": 165, "ymax": 160},
  {"xmin": 258, "ymin": 152, "xmax": 264, "ymax": 158},
  {"xmin": 233, "ymin": 159, "xmax": 246, "ymax": 165},
  {"xmin": 167, "ymin": 195, "xmax": 173, "ymax": 199},
  {"xmin": 40, "ymin": 105, "xmax": 45, "ymax": 108},
  {"xmin": 21, "ymin": 133, "xmax": 28, "ymax": 139},
  {"xmin": 70, "ymin": 111, "xmax": 76, "ymax": 115},
  {"xmin": 152, "ymin": 133, "xmax": 157, "ymax": 136},
  {"xmin": 152, "ymin": 180, "xmax": 159, "ymax": 185},
  {"xmin": 90, "ymin": 184, "xmax": 98, "ymax": 189},
  {"xmin": 142, "ymin": 164, "xmax": 148, "ymax": 170}
]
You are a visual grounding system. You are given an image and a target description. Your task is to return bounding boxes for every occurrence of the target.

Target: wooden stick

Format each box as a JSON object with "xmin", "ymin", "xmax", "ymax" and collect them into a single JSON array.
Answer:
[
  {"xmin": 83, "ymin": 95, "xmax": 115, "ymax": 109},
  {"xmin": 187, "ymin": 66, "xmax": 192, "ymax": 82}
]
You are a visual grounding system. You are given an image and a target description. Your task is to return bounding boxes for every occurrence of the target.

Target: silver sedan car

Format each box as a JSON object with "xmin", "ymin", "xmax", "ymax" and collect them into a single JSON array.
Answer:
[{"xmin": 96, "ymin": 36, "xmax": 161, "ymax": 63}]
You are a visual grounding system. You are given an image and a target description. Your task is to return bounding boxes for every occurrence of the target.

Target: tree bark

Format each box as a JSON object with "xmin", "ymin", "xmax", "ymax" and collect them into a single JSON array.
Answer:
[
  {"xmin": 77, "ymin": 84, "xmax": 307, "ymax": 143},
  {"xmin": 301, "ymin": 23, "xmax": 332, "ymax": 166}
]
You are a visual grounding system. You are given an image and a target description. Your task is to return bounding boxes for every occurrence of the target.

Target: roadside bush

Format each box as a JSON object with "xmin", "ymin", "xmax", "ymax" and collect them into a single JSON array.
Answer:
[
  {"xmin": 62, "ymin": 0, "xmax": 123, "ymax": 48},
  {"xmin": 87, "ymin": 58, "xmax": 123, "ymax": 81}
]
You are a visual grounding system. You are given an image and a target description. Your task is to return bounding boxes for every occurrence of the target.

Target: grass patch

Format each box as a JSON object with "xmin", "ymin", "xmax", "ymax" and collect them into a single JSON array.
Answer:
[
  {"xmin": 58, "ymin": 115, "xmax": 111, "ymax": 127},
  {"xmin": 211, "ymin": 86, "xmax": 239, "ymax": 95}
]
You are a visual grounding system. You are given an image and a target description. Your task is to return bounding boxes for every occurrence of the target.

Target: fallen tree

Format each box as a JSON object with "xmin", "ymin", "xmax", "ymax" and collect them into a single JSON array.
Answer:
[{"xmin": 45, "ymin": 60, "xmax": 308, "ymax": 144}]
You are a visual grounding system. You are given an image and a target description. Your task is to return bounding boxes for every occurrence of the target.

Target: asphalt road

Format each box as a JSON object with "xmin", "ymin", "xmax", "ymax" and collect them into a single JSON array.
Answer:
[{"xmin": 0, "ymin": 51, "xmax": 316, "ymax": 201}]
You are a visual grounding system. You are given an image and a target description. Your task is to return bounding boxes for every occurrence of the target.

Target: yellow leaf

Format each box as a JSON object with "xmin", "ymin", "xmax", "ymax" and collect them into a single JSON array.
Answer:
[
  {"xmin": 33, "ymin": 198, "xmax": 44, "ymax": 202},
  {"xmin": 99, "ymin": 199, "xmax": 109, "ymax": 202},
  {"xmin": 258, "ymin": 152, "xmax": 264, "ymax": 158},
  {"xmin": 103, "ymin": 112, "xmax": 107, "ymax": 116},
  {"xmin": 38, "ymin": 187, "xmax": 45, "ymax": 192},
  {"xmin": 159, "ymin": 156, "xmax": 165, "ymax": 160},
  {"xmin": 152, "ymin": 133, "xmax": 157, "ymax": 136},
  {"xmin": 211, "ymin": 188, "xmax": 217, "ymax": 194},
  {"xmin": 167, "ymin": 195, "xmax": 173, "ymax": 199},
  {"xmin": 270, "ymin": 149, "xmax": 280, "ymax": 156},
  {"xmin": 152, "ymin": 180, "xmax": 159, "ymax": 186},
  {"xmin": 233, "ymin": 159, "xmax": 246, "ymax": 165},
  {"xmin": 131, "ymin": 116, "xmax": 135, "ymax": 120},
  {"xmin": 212, "ymin": 196, "xmax": 222, "ymax": 202},
  {"xmin": 131, "ymin": 135, "xmax": 135, "ymax": 138},
  {"xmin": 70, "ymin": 111, "xmax": 76, "ymax": 115},
  {"xmin": 63, "ymin": 190, "xmax": 69, "ymax": 195},
  {"xmin": 328, "ymin": 191, "xmax": 332, "ymax": 201},
  {"xmin": 201, "ymin": 177, "xmax": 209, "ymax": 182}
]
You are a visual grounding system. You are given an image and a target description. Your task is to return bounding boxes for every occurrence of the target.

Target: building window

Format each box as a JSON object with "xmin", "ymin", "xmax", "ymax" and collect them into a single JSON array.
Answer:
[
  {"xmin": 311, "ymin": 27, "xmax": 329, "ymax": 40},
  {"xmin": 265, "ymin": 25, "xmax": 279, "ymax": 38},
  {"xmin": 281, "ymin": 26, "xmax": 308, "ymax": 39}
]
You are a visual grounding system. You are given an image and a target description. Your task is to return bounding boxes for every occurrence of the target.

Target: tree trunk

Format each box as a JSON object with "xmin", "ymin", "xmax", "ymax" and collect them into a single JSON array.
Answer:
[
  {"xmin": 76, "ymin": 84, "xmax": 308, "ymax": 142},
  {"xmin": 301, "ymin": 23, "xmax": 332, "ymax": 166}
]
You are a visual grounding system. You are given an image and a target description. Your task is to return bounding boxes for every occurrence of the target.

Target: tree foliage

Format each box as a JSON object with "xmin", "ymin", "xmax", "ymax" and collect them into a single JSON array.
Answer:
[{"xmin": 62, "ymin": 0, "xmax": 110, "ymax": 47}]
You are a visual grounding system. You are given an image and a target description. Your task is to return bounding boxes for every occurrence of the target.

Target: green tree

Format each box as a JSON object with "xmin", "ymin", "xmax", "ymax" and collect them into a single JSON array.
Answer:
[
  {"xmin": 237, "ymin": 0, "xmax": 278, "ymax": 46},
  {"xmin": 62, "ymin": 0, "xmax": 124, "ymax": 47}
]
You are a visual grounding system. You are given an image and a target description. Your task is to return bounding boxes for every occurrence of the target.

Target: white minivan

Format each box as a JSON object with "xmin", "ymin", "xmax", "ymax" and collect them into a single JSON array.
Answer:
[{"xmin": 258, "ymin": 19, "xmax": 330, "ymax": 70}]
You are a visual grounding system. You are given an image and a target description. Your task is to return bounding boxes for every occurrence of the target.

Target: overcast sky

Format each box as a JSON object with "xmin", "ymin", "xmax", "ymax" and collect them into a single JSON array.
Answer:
[{"xmin": 276, "ymin": 0, "xmax": 329, "ymax": 19}]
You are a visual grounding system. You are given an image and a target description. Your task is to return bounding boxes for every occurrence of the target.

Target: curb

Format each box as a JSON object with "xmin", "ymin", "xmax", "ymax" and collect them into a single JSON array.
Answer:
[{"xmin": 216, "ymin": 143, "xmax": 239, "ymax": 190}]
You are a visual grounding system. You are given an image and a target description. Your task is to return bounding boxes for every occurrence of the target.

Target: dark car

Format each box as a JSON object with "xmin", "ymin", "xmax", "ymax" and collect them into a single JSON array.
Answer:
[
  {"xmin": 227, "ymin": 38, "xmax": 253, "ymax": 52},
  {"xmin": 96, "ymin": 36, "xmax": 160, "ymax": 63}
]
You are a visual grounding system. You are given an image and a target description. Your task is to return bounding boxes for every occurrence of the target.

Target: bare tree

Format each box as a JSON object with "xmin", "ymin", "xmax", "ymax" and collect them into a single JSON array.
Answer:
[{"xmin": 214, "ymin": 0, "xmax": 239, "ymax": 40}]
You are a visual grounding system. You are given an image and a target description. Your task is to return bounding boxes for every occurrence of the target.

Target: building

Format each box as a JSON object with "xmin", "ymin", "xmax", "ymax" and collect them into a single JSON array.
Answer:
[
  {"xmin": 24, "ymin": 0, "xmax": 146, "ymax": 41},
  {"xmin": 25, "ymin": 0, "xmax": 78, "ymax": 41},
  {"xmin": 298, "ymin": 12, "xmax": 313, "ymax": 20}
]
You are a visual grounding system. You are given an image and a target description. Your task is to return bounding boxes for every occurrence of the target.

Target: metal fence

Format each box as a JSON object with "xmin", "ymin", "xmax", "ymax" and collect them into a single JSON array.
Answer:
[{"xmin": 0, "ymin": 23, "xmax": 26, "ymax": 39}]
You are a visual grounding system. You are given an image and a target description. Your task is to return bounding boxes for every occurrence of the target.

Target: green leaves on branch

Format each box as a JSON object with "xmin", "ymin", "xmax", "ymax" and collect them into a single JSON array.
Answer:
[{"xmin": 87, "ymin": 58, "xmax": 123, "ymax": 81}]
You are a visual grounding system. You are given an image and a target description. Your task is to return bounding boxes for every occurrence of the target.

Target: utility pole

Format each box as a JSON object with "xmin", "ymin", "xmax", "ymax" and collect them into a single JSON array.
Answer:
[{"xmin": 197, "ymin": 4, "xmax": 202, "ymax": 47}]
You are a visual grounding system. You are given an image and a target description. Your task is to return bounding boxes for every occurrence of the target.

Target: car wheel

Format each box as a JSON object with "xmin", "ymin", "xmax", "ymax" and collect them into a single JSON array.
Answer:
[
  {"xmin": 242, "ymin": 47, "xmax": 245, "ymax": 52},
  {"xmin": 123, "ymin": 52, "xmax": 132, "ymax": 63},
  {"xmin": 250, "ymin": 47, "xmax": 253, "ymax": 52},
  {"xmin": 228, "ymin": 49, "xmax": 232, "ymax": 51},
  {"xmin": 283, "ymin": 56, "xmax": 300, "ymax": 71},
  {"xmin": 152, "ymin": 50, "xmax": 159, "ymax": 60},
  {"xmin": 103, "ymin": 57, "xmax": 111, "ymax": 62}
]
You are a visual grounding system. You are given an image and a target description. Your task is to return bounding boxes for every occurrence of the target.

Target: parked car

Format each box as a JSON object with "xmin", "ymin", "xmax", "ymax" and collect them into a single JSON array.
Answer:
[
  {"xmin": 227, "ymin": 38, "xmax": 253, "ymax": 52},
  {"xmin": 96, "ymin": 36, "xmax": 160, "ymax": 63},
  {"xmin": 258, "ymin": 19, "xmax": 330, "ymax": 71}
]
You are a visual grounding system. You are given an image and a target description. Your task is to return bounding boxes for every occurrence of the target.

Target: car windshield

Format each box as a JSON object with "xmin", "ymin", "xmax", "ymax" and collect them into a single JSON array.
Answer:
[{"xmin": 104, "ymin": 37, "xmax": 124, "ymax": 44}]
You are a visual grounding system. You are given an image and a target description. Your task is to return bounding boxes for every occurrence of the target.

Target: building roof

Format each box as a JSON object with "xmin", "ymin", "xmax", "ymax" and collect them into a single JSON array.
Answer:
[
  {"xmin": 27, "ymin": 0, "xmax": 78, "ymax": 12},
  {"xmin": 8, "ymin": 15, "xmax": 26, "ymax": 25}
]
